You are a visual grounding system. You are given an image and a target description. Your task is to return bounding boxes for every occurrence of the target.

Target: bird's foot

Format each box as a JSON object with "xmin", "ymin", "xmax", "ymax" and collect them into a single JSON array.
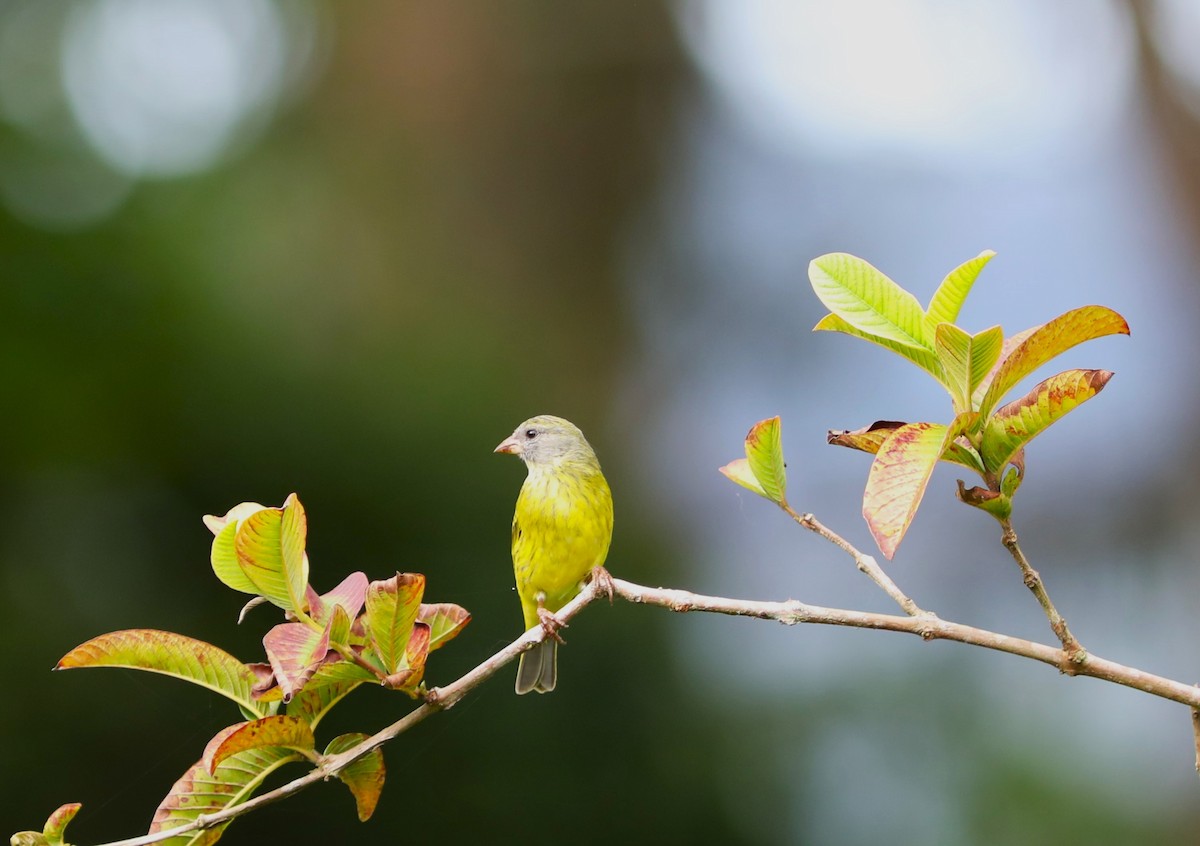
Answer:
[
  {"xmin": 536, "ymin": 606, "xmax": 567, "ymax": 644},
  {"xmin": 589, "ymin": 565, "xmax": 615, "ymax": 604}
]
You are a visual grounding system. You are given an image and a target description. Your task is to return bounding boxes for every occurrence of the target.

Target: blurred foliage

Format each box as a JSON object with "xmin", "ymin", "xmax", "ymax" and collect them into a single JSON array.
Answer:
[{"xmin": 6, "ymin": 2, "xmax": 1200, "ymax": 844}]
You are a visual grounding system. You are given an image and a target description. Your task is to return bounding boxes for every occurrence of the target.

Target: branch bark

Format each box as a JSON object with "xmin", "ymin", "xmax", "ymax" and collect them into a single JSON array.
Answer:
[{"xmin": 90, "ymin": 572, "xmax": 1200, "ymax": 846}]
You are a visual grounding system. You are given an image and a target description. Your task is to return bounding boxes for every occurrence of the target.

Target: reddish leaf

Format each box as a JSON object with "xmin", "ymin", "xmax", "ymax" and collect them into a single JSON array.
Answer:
[
  {"xmin": 863, "ymin": 421, "xmax": 958, "ymax": 559},
  {"xmin": 150, "ymin": 747, "xmax": 300, "ymax": 844},
  {"xmin": 980, "ymin": 369, "xmax": 1113, "ymax": 471},
  {"xmin": 262, "ymin": 620, "xmax": 332, "ymax": 702},
  {"xmin": 286, "ymin": 659, "xmax": 374, "ymax": 727},
  {"xmin": 828, "ymin": 421, "xmax": 983, "ymax": 474},
  {"xmin": 978, "ymin": 306, "xmax": 1128, "ymax": 417},
  {"xmin": 203, "ymin": 716, "xmax": 315, "ymax": 775},
  {"xmin": 417, "ymin": 603, "xmax": 472, "ymax": 651},
  {"xmin": 325, "ymin": 733, "xmax": 385, "ymax": 822},
  {"xmin": 308, "ymin": 571, "xmax": 369, "ymax": 625}
]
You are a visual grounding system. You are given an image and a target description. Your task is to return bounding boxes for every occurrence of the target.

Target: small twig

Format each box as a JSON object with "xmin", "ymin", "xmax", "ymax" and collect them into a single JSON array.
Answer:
[
  {"xmin": 783, "ymin": 503, "xmax": 928, "ymax": 618},
  {"xmin": 999, "ymin": 518, "xmax": 1085, "ymax": 667},
  {"xmin": 1192, "ymin": 706, "xmax": 1200, "ymax": 776},
  {"xmin": 85, "ymin": 575, "xmax": 1200, "ymax": 846}
]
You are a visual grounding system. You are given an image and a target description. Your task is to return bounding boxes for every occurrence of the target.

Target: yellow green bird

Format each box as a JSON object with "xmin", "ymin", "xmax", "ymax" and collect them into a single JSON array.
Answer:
[{"xmin": 495, "ymin": 415, "xmax": 614, "ymax": 694}]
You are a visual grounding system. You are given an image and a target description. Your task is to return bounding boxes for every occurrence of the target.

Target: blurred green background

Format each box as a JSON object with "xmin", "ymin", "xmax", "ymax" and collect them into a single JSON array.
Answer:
[{"xmin": 5, "ymin": 2, "xmax": 1200, "ymax": 844}]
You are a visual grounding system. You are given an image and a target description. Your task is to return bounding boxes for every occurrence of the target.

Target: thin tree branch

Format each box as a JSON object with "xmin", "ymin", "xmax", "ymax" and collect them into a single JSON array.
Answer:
[
  {"xmin": 1192, "ymin": 707, "xmax": 1200, "ymax": 776},
  {"xmin": 783, "ymin": 503, "xmax": 928, "ymax": 617},
  {"xmin": 999, "ymin": 518, "xmax": 1085, "ymax": 666},
  {"xmin": 88, "ymin": 574, "xmax": 1200, "ymax": 846}
]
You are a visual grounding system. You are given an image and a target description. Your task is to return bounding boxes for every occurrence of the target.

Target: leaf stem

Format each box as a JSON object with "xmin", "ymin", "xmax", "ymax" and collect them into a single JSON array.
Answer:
[
  {"xmin": 999, "ymin": 518, "xmax": 1085, "ymax": 667},
  {"xmin": 783, "ymin": 503, "xmax": 928, "ymax": 617}
]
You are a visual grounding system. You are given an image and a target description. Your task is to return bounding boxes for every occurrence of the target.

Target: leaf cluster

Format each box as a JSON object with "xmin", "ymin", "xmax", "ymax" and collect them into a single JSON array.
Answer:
[
  {"xmin": 813, "ymin": 251, "xmax": 1127, "ymax": 557},
  {"xmin": 17, "ymin": 494, "xmax": 470, "ymax": 845}
]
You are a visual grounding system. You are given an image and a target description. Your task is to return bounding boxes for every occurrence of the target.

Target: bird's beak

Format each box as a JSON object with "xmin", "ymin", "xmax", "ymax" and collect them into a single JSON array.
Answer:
[{"xmin": 494, "ymin": 436, "xmax": 520, "ymax": 455}]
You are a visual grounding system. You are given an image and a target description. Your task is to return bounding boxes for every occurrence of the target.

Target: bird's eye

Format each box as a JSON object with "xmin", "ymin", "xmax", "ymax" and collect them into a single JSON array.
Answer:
[{"xmin": 524, "ymin": 428, "xmax": 538, "ymax": 439}]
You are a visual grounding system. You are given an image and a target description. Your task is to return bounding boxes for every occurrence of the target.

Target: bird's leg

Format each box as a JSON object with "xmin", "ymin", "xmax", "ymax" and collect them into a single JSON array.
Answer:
[
  {"xmin": 588, "ymin": 565, "xmax": 615, "ymax": 604},
  {"xmin": 535, "ymin": 591, "xmax": 567, "ymax": 644}
]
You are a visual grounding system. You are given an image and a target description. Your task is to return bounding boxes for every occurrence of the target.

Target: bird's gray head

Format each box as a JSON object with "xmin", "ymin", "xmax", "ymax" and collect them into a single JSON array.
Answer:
[{"xmin": 494, "ymin": 415, "xmax": 600, "ymax": 469}]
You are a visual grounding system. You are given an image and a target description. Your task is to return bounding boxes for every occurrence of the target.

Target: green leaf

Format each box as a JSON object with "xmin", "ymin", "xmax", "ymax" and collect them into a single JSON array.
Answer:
[
  {"xmin": 234, "ymin": 494, "xmax": 310, "ymax": 613},
  {"xmin": 971, "ymin": 325, "xmax": 1036, "ymax": 410},
  {"xmin": 262, "ymin": 620, "xmax": 332, "ymax": 703},
  {"xmin": 365, "ymin": 573, "xmax": 425, "ymax": 675},
  {"xmin": 980, "ymin": 369, "xmax": 1113, "ymax": 471},
  {"xmin": 1001, "ymin": 465, "xmax": 1023, "ymax": 498},
  {"xmin": 718, "ymin": 458, "xmax": 767, "ymax": 498},
  {"xmin": 325, "ymin": 733, "xmax": 386, "ymax": 822},
  {"xmin": 210, "ymin": 521, "xmax": 259, "ymax": 595},
  {"xmin": 926, "ymin": 250, "xmax": 995, "ymax": 326},
  {"xmin": 149, "ymin": 746, "xmax": 300, "ymax": 845},
  {"xmin": 978, "ymin": 306, "xmax": 1129, "ymax": 418},
  {"xmin": 202, "ymin": 716, "xmax": 315, "ymax": 775},
  {"xmin": 41, "ymin": 801, "xmax": 79, "ymax": 840},
  {"xmin": 862, "ymin": 421, "xmax": 958, "ymax": 559},
  {"xmin": 417, "ymin": 603, "xmax": 472, "ymax": 651},
  {"xmin": 827, "ymin": 420, "xmax": 984, "ymax": 474},
  {"xmin": 286, "ymin": 660, "xmax": 371, "ymax": 728},
  {"xmin": 744, "ymin": 416, "xmax": 787, "ymax": 504},
  {"xmin": 935, "ymin": 323, "xmax": 1004, "ymax": 414},
  {"xmin": 809, "ymin": 253, "xmax": 932, "ymax": 349},
  {"xmin": 10, "ymin": 832, "xmax": 48, "ymax": 846},
  {"xmin": 813, "ymin": 313, "xmax": 945, "ymax": 382},
  {"xmin": 57, "ymin": 630, "xmax": 264, "ymax": 717}
]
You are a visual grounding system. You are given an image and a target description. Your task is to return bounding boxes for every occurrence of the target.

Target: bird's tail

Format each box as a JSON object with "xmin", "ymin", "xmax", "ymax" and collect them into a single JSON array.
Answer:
[{"xmin": 515, "ymin": 639, "xmax": 557, "ymax": 694}]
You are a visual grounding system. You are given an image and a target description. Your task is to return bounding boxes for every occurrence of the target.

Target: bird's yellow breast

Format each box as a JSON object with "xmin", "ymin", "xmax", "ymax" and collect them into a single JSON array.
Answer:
[{"xmin": 511, "ymin": 463, "xmax": 613, "ymax": 623}]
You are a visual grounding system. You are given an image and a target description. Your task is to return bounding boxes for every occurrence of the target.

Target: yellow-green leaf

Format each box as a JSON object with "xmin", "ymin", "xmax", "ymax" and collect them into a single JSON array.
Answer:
[
  {"xmin": 718, "ymin": 458, "xmax": 767, "ymax": 498},
  {"xmin": 149, "ymin": 747, "xmax": 300, "ymax": 845},
  {"xmin": 57, "ymin": 630, "xmax": 264, "ymax": 717},
  {"xmin": 745, "ymin": 416, "xmax": 787, "ymax": 504},
  {"xmin": 863, "ymin": 421, "xmax": 958, "ymax": 559},
  {"xmin": 417, "ymin": 603, "xmax": 472, "ymax": 651},
  {"xmin": 203, "ymin": 716, "xmax": 315, "ymax": 775},
  {"xmin": 210, "ymin": 520, "xmax": 259, "ymax": 595},
  {"xmin": 325, "ymin": 733, "xmax": 386, "ymax": 822},
  {"xmin": 813, "ymin": 313, "xmax": 945, "ymax": 382},
  {"xmin": 926, "ymin": 250, "xmax": 995, "ymax": 326},
  {"xmin": 978, "ymin": 306, "xmax": 1128, "ymax": 418},
  {"xmin": 234, "ymin": 494, "xmax": 309, "ymax": 613},
  {"xmin": 809, "ymin": 253, "xmax": 932, "ymax": 349},
  {"xmin": 365, "ymin": 573, "xmax": 425, "ymax": 675},
  {"xmin": 41, "ymin": 803, "xmax": 81, "ymax": 846},
  {"xmin": 934, "ymin": 323, "xmax": 1004, "ymax": 414},
  {"xmin": 980, "ymin": 369, "xmax": 1113, "ymax": 471}
]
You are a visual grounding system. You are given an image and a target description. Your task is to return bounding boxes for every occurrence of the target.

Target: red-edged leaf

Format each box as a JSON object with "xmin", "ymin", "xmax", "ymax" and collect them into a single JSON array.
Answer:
[
  {"xmin": 980, "ymin": 369, "xmax": 1113, "ymax": 471},
  {"xmin": 417, "ymin": 603, "xmax": 471, "ymax": 651},
  {"xmin": 863, "ymin": 421, "xmax": 957, "ymax": 559},
  {"xmin": 325, "ymin": 733, "xmax": 386, "ymax": 822},
  {"xmin": 365, "ymin": 573, "xmax": 425, "ymax": 675},
  {"xmin": 744, "ymin": 416, "xmax": 787, "ymax": 504},
  {"xmin": 149, "ymin": 747, "xmax": 300, "ymax": 844},
  {"xmin": 262, "ymin": 620, "xmax": 331, "ymax": 702},
  {"xmin": 828, "ymin": 421, "xmax": 984, "ymax": 474},
  {"xmin": 234, "ymin": 495, "xmax": 309, "ymax": 613},
  {"xmin": 57, "ymin": 630, "xmax": 264, "ymax": 717},
  {"xmin": 203, "ymin": 716, "xmax": 315, "ymax": 775},
  {"xmin": 42, "ymin": 803, "xmax": 81, "ymax": 845},
  {"xmin": 399, "ymin": 622, "xmax": 431, "ymax": 690},
  {"xmin": 286, "ymin": 659, "xmax": 374, "ymax": 727},
  {"xmin": 978, "ymin": 306, "xmax": 1128, "ymax": 417}
]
